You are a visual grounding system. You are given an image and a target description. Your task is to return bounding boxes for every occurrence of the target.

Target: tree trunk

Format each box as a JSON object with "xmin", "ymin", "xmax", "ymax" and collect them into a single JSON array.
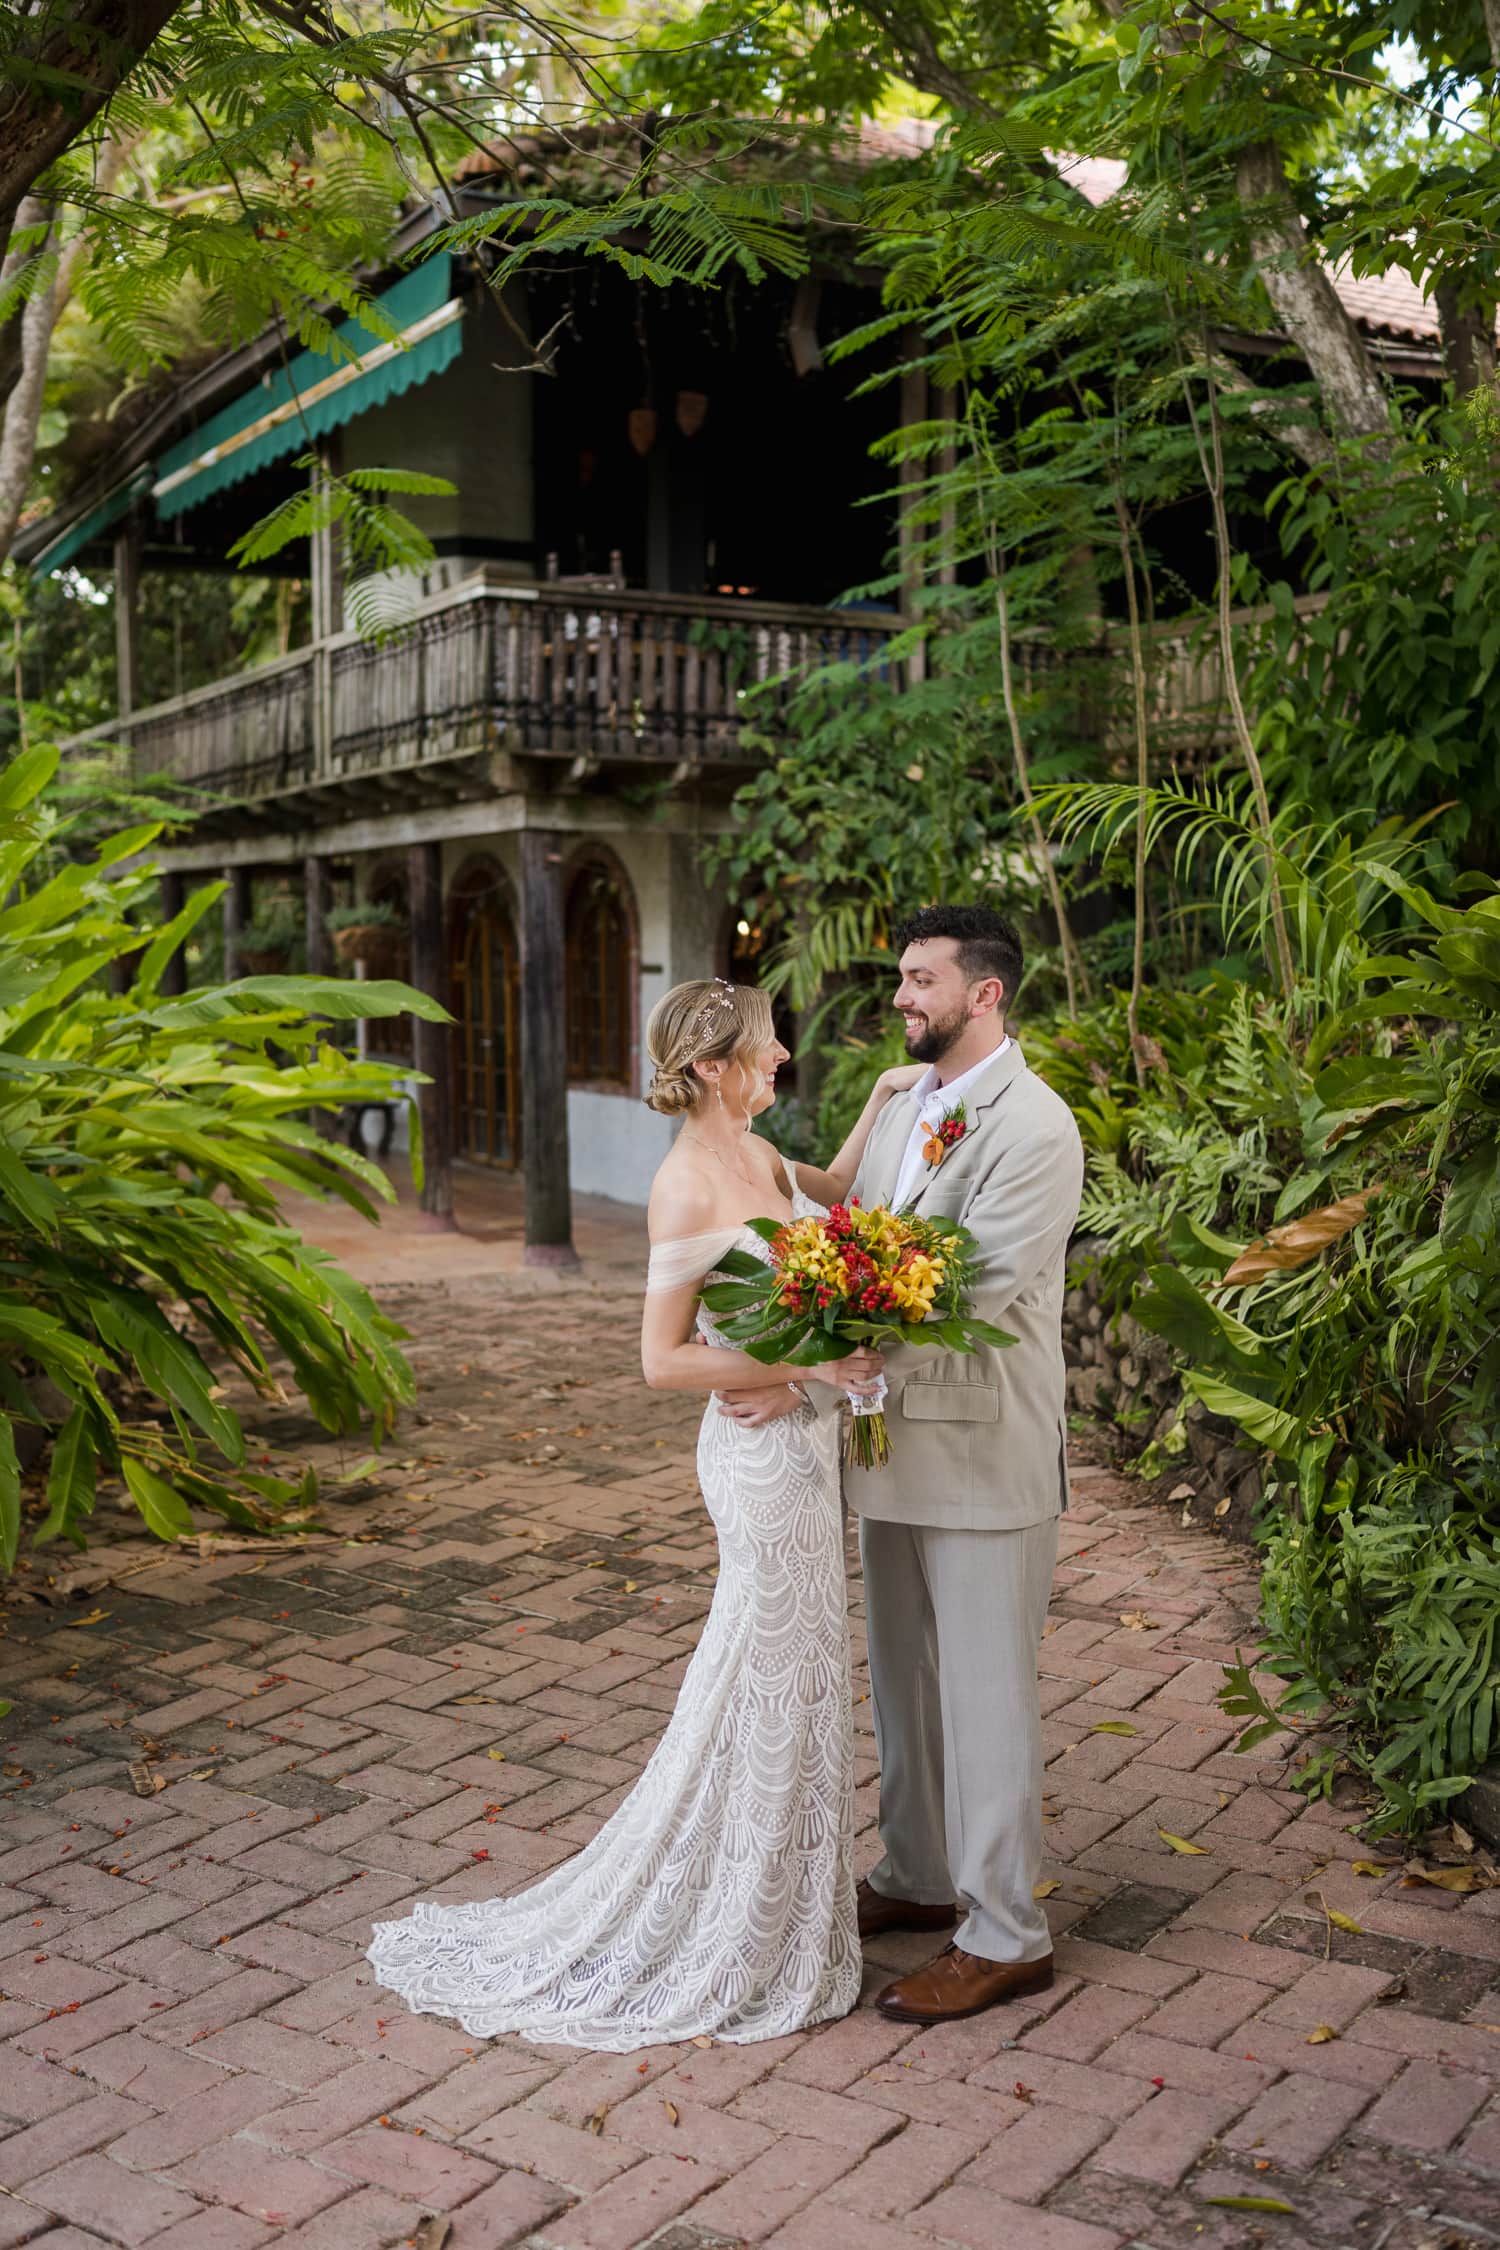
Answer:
[
  {"xmin": 1435, "ymin": 279, "xmax": 1498, "ymax": 400},
  {"xmin": 0, "ymin": 141, "xmax": 132, "ymax": 561},
  {"xmin": 1234, "ymin": 141, "xmax": 1390, "ymax": 448},
  {"xmin": 519, "ymin": 828, "xmax": 578, "ymax": 1267},
  {"xmin": 0, "ymin": 0, "xmax": 180, "ymax": 372},
  {"xmin": 408, "ymin": 840, "xmax": 456, "ymax": 1228},
  {"xmin": 0, "ymin": 200, "xmax": 59, "ymax": 561}
]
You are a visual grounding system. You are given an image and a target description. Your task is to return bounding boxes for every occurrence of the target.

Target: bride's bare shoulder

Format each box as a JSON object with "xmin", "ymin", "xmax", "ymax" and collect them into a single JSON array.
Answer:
[{"xmin": 647, "ymin": 1154, "xmax": 721, "ymax": 1243}]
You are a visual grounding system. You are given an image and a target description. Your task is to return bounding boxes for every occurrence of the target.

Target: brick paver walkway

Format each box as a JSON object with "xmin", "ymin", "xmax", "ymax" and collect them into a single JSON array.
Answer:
[{"xmin": 3, "ymin": 1215, "xmax": 1500, "ymax": 2250}]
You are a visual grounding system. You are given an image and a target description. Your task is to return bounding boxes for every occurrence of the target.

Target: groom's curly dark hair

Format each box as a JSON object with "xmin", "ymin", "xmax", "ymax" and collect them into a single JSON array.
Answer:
[{"xmin": 892, "ymin": 905, "xmax": 1024, "ymax": 1006}]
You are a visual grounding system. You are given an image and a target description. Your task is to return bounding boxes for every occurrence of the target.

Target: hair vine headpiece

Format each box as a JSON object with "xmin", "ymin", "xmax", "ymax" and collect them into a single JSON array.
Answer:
[{"xmin": 689, "ymin": 977, "xmax": 737, "ymax": 1049}]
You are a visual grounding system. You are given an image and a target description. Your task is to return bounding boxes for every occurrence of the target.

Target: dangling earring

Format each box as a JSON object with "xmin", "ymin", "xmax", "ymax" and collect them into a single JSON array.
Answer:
[{"xmin": 715, "ymin": 1082, "xmax": 725, "ymax": 1111}]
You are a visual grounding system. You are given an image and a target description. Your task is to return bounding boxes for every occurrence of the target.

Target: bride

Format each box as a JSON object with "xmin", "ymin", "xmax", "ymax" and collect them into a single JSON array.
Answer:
[{"xmin": 367, "ymin": 976, "xmax": 920, "ymax": 2049}]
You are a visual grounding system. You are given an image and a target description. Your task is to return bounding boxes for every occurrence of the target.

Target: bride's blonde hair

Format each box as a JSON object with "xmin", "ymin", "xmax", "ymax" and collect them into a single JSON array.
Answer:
[{"xmin": 644, "ymin": 978, "xmax": 776, "ymax": 1118}]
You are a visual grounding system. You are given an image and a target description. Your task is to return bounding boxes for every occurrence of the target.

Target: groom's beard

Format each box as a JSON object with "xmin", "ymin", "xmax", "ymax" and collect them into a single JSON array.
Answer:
[{"xmin": 902, "ymin": 1002, "xmax": 969, "ymax": 1065}]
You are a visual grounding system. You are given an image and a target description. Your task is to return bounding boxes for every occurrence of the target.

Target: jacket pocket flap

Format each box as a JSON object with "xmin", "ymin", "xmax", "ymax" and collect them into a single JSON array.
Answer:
[{"xmin": 901, "ymin": 1382, "xmax": 1000, "ymax": 1423}]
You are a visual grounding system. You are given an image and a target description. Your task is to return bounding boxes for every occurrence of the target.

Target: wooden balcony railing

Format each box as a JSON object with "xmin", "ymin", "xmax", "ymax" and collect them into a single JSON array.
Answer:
[
  {"xmin": 61, "ymin": 573, "xmax": 1323, "ymax": 818},
  {"xmin": 69, "ymin": 577, "xmax": 905, "ymax": 809}
]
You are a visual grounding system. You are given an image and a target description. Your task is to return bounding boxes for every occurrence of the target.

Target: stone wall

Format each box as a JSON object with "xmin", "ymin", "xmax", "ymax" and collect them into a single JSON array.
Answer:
[{"xmin": 1063, "ymin": 1236, "xmax": 1265, "ymax": 1533}]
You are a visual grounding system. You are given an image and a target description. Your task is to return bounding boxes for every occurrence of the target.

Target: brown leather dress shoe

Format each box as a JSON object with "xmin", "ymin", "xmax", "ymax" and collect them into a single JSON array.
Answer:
[
  {"xmin": 856, "ymin": 1879, "xmax": 959, "ymax": 1943},
  {"xmin": 875, "ymin": 1943, "xmax": 1054, "ymax": 2023}
]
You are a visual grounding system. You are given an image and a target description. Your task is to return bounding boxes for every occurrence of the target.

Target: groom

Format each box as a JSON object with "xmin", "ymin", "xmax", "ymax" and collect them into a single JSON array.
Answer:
[{"xmin": 848, "ymin": 904, "xmax": 1083, "ymax": 2023}]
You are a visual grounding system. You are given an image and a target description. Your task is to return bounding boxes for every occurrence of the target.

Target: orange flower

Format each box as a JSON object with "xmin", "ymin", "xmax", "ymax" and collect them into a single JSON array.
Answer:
[{"xmin": 921, "ymin": 1128, "xmax": 946, "ymax": 1166}]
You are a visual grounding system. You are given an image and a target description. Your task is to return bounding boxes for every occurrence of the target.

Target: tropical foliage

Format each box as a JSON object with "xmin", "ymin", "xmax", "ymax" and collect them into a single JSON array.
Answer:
[{"xmin": 0, "ymin": 743, "xmax": 444, "ymax": 1569}]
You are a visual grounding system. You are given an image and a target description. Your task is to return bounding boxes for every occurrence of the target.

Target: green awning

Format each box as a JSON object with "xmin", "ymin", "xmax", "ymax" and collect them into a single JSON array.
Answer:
[
  {"xmin": 152, "ymin": 258, "xmax": 461, "ymax": 521},
  {"xmin": 29, "ymin": 467, "xmax": 154, "ymax": 578}
]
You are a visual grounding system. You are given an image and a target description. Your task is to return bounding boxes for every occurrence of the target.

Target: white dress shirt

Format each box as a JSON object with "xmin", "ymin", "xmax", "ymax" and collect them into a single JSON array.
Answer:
[{"xmin": 891, "ymin": 1041, "xmax": 1011, "ymax": 1210}]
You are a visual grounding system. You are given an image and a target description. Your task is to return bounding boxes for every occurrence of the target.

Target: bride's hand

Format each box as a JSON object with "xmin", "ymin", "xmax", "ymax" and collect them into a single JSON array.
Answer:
[
  {"xmin": 875, "ymin": 1063, "xmax": 926, "ymax": 1100},
  {"xmin": 809, "ymin": 1346, "xmax": 885, "ymax": 1396}
]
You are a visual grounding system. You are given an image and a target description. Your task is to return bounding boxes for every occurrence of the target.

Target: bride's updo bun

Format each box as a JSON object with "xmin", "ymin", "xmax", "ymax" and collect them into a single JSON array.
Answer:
[{"xmin": 644, "ymin": 978, "xmax": 775, "ymax": 1117}]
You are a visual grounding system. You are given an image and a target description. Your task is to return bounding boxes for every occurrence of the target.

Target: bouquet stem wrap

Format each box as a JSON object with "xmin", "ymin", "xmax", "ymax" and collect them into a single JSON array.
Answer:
[
  {"xmin": 845, "ymin": 1372, "xmax": 892, "ymax": 1470},
  {"xmin": 699, "ymin": 1201, "xmax": 1014, "ymax": 1471}
]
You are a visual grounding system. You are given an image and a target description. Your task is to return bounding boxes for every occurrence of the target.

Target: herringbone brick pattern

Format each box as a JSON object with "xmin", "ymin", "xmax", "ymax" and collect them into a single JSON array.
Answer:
[{"xmin": 3, "ymin": 1263, "xmax": 1499, "ymax": 2250}]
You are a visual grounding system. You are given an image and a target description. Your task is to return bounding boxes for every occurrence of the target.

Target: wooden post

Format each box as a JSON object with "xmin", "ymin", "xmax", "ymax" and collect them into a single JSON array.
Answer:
[
  {"xmin": 113, "ymin": 514, "xmax": 142, "ymax": 719},
  {"xmin": 309, "ymin": 445, "xmax": 342, "ymax": 778},
  {"xmin": 519, "ymin": 827, "xmax": 578, "ymax": 1266},
  {"xmin": 407, "ymin": 840, "xmax": 456, "ymax": 1229},
  {"xmin": 158, "ymin": 869, "xmax": 186, "ymax": 997},
  {"xmin": 223, "ymin": 865, "xmax": 252, "ymax": 982},
  {"xmin": 304, "ymin": 854, "xmax": 333, "ymax": 978}
]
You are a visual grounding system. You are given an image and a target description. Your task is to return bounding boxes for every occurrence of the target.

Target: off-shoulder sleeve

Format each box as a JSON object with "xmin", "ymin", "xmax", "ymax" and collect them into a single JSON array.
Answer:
[{"xmin": 645, "ymin": 1228, "xmax": 744, "ymax": 1294}]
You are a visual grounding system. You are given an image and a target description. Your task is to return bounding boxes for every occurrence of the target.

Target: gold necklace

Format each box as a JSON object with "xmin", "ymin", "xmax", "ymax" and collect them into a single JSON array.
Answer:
[{"xmin": 680, "ymin": 1128, "xmax": 756, "ymax": 1189}]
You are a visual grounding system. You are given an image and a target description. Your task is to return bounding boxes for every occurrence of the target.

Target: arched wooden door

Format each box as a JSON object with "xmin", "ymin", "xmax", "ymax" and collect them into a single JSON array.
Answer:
[{"xmin": 451, "ymin": 875, "xmax": 521, "ymax": 1168}]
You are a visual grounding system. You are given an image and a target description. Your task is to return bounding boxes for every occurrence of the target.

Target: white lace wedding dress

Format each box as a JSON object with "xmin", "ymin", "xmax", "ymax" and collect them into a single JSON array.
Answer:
[{"xmin": 366, "ymin": 1176, "xmax": 859, "ymax": 2049}]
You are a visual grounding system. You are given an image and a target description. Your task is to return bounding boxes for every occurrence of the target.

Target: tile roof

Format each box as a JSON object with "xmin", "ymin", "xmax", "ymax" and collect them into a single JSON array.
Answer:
[{"xmin": 1063, "ymin": 152, "xmax": 1454, "ymax": 344}]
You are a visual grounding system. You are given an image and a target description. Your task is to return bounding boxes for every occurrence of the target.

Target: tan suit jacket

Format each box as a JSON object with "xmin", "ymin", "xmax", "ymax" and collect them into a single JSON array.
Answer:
[{"xmin": 844, "ymin": 1042, "xmax": 1083, "ymax": 1532}]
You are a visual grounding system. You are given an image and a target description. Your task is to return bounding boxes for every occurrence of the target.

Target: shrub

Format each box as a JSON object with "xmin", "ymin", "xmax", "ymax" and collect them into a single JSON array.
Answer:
[{"xmin": 0, "ymin": 744, "xmax": 447, "ymax": 1567}]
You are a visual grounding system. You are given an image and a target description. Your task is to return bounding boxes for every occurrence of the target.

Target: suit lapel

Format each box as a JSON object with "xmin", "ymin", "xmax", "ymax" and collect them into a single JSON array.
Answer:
[{"xmin": 903, "ymin": 1042, "xmax": 1028, "ymax": 1214}]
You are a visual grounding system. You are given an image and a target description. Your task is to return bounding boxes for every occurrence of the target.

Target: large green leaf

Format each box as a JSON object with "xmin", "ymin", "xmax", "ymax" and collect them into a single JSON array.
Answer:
[
  {"xmin": 0, "ymin": 1135, "xmax": 63, "ymax": 1230},
  {"xmin": 121, "ymin": 1459, "xmax": 196, "ymax": 1543},
  {"xmin": 152, "ymin": 977, "xmax": 450, "ymax": 1028},
  {"xmin": 36, "ymin": 1407, "xmax": 97, "ymax": 1550},
  {"xmin": 1135, "ymin": 1264, "xmax": 1269, "ymax": 1377},
  {"xmin": 0, "ymin": 1416, "xmax": 18, "ymax": 1571},
  {"xmin": 0, "ymin": 744, "xmax": 59, "ymax": 814},
  {"xmin": 1442, "ymin": 1141, "xmax": 1500, "ymax": 1250},
  {"xmin": 1180, "ymin": 1373, "xmax": 1302, "ymax": 1459},
  {"xmin": 133, "ymin": 880, "xmax": 224, "ymax": 995}
]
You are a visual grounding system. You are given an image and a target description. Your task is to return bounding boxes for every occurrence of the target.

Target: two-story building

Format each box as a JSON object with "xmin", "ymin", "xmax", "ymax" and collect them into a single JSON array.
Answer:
[{"xmin": 16, "ymin": 135, "xmax": 1462, "ymax": 1259}]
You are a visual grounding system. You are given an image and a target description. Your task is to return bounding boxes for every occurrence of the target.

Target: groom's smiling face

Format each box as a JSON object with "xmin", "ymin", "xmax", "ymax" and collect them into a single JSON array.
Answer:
[{"xmin": 894, "ymin": 939, "xmax": 979, "ymax": 1064}]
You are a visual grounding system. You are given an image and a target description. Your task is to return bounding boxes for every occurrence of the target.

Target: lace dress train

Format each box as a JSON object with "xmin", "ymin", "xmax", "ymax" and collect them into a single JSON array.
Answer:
[{"xmin": 366, "ymin": 1199, "xmax": 859, "ymax": 2049}]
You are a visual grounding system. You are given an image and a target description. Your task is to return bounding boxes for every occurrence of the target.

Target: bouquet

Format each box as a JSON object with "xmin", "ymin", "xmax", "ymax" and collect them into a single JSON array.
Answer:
[{"xmin": 699, "ymin": 1199, "xmax": 1014, "ymax": 1469}]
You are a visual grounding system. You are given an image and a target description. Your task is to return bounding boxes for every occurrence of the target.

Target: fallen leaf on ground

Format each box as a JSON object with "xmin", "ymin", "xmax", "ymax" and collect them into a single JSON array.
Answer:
[
  {"xmin": 586, "ymin": 2105, "xmax": 608, "ymax": 2135},
  {"xmin": 128, "ymin": 1761, "xmax": 165, "ymax": 1797},
  {"xmin": 1403, "ymin": 1863, "xmax": 1495, "ymax": 1894},
  {"xmin": 487, "ymin": 1749, "xmax": 506, "ymax": 1762},
  {"xmin": 1306, "ymin": 2025, "xmax": 1339, "ymax": 2044},
  {"xmin": 1350, "ymin": 1860, "xmax": 1396, "ymax": 1877},
  {"xmin": 1159, "ymin": 1829, "xmax": 1210, "ymax": 1855},
  {"xmin": 1214, "ymin": 1497, "xmax": 1232, "ymax": 1517},
  {"xmin": 1119, "ymin": 1612, "xmax": 1159, "ymax": 1631},
  {"xmin": 68, "ymin": 1609, "xmax": 110, "ymax": 1627},
  {"xmin": 1205, "ymin": 2195, "xmax": 1295, "ymax": 2214},
  {"xmin": 1033, "ymin": 1880, "xmax": 1061, "ymax": 1899},
  {"xmin": 1089, "ymin": 1721, "xmax": 1138, "ymax": 1737},
  {"xmin": 663, "ymin": 2100, "xmax": 679, "ymax": 2126},
  {"xmin": 1305, "ymin": 1889, "xmax": 1362, "ymax": 1952},
  {"xmin": 1013, "ymin": 2080, "xmax": 1033, "ymax": 2103}
]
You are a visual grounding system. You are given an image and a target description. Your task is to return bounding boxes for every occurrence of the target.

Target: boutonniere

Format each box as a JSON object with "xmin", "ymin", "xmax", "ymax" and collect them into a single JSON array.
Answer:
[{"xmin": 921, "ymin": 1099, "xmax": 970, "ymax": 1171}]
